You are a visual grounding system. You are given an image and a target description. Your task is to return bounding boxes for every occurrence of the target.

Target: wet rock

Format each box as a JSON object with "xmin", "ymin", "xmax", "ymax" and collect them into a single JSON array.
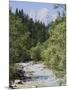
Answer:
[
  {"xmin": 9, "ymin": 81, "xmax": 17, "ymax": 89},
  {"xmin": 18, "ymin": 80, "xmax": 23, "ymax": 84},
  {"xmin": 15, "ymin": 80, "xmax": 21, "ymax": 84}
]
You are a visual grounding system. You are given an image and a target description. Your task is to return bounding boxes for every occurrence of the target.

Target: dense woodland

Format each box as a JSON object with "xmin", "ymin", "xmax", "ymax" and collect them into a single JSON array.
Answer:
[{"xmin": 9, "ymin": 6, "xmax": 66, "ymax": 83}]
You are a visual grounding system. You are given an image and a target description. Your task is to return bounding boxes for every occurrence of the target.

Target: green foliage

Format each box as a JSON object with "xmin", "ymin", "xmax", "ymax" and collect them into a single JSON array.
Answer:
[
  {"xmin": 9, "ymin": 8, "xmax": 48, "ymax": 64},
  {"xmin": 41, "ymin": 17, "xmax": 66, "ymax": 77},
  {"xmin": 9, "ymin": 64, "xmax": 18, "ymax": 80},
  {"xmin": 30, "ymin": 43, "xmax": 42, "ymax": 61}
]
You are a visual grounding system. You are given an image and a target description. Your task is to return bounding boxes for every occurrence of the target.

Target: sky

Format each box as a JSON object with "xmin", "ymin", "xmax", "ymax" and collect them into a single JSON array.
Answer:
[{"xmin": 9, "ymin": 1, "xmax": 64, "ymax": 25}]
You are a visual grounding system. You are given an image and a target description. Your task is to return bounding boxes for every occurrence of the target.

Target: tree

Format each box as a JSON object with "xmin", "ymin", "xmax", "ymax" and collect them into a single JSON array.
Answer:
[
  {"xmin": 54, "ymin": 4, "xmax": 66, "ymax": 16},
  {"xmin": 15, "ymin": 8, "xmax": 19, "ymax": 16}
]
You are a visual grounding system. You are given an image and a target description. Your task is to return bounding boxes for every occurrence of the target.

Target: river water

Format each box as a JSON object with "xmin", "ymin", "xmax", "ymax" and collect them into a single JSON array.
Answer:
[{"xmin": 14, "ymin": 61, "xmax": 65, "ymax": 88}]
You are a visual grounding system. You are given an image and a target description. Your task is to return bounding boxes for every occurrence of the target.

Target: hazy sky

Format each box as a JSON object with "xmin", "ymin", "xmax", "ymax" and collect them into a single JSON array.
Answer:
[{"xmin": 9, "ymin": 1, "xmax": 64, "ymax": 25}]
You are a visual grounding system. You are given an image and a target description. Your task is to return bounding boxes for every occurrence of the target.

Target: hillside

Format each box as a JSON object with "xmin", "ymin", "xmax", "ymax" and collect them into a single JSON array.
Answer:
[{"xmin": 41, "ymin": 17, "xmax": 66, "ymax": 78}]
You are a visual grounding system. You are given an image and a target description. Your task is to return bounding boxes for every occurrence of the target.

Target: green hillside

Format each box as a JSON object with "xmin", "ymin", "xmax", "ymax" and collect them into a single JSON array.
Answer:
[{"xmin": 41, "ymin": 17, "xmax": 66, "ymax": 78}]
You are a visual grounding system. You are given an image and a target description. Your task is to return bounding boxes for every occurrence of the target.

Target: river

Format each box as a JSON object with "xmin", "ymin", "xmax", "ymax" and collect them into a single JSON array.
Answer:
[{"xmin": 12, "ymin": 61, "xmax": 65, "ymax": 88}]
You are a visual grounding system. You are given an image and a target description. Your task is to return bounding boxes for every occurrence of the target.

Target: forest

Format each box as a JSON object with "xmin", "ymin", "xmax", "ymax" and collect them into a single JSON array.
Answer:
[{"xmin": 9, "ymin": 5, "xmax": 66, "ymax": 88}]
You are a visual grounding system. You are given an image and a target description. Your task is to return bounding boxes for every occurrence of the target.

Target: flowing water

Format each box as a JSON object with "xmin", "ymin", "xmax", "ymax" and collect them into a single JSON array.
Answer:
[{"xmin": 14, "ymin": 61, "xmax": 65, "ymax": 88}]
